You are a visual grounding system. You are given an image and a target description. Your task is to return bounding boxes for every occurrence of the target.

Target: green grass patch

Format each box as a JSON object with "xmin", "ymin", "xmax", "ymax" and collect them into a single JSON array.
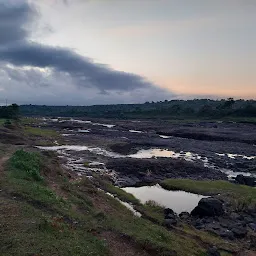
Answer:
[
  {"xmin": 24, "ymin": 126, "xmax": 58, "ymax": 138},
  {"xmin": 5, "ymin": 150, "xmax": 70, "ymax": 211},
  {"xmin": 101, "ymin": 181, "xmax": 140, "ymax": 205},
  {"xmin": 0, "ymin": 118, "xmax": 8, "ymax": 126},
  {"xmin": 8, "ymin": 149, "xmax": 43, "ymax": 181},
  {"xmin": 136, "ymin": 200, "xmax": 165, "ymax": 224},
  {"xmin": 160, "ymin": 179, "xmax": 256, "ymax": 211}
]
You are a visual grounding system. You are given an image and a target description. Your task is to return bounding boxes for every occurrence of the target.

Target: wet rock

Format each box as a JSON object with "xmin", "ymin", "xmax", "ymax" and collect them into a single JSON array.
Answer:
[
  {"xmin": 207, "ymin": 246, "xmax": 220, "ymax": 256},
  {"xmin": 230, "ymin": 212, "xmax": 241, "ymax": 220},
  {"xmin": 248, "ymin": 223, "xmax": 256, "ymax": 232},
  {"xmin": 231, "ymin": 225, "xmax": 247, "ymax": 238},
  {"xmin": 218, "ymin": 229, "xmax": 235, "ymax": 240},
  {"xmin": 191, "ymin": 198, "xmax": 224, "ymax": 217},
  {"xmin": 235, "ymin": 175, "xmax": 256, "ymax": 187},
  {"xmin": 109, "ymin": 142, "xmax": 137, "ymax": 154},
  {"xmin": 244, "ymin": 216, "xmax": 254, "ymax": 224}
]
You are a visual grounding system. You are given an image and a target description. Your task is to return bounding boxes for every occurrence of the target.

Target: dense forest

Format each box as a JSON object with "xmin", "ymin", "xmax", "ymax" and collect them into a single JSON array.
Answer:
[
  {"xmin": 0, "ymin": 104, "xmax": 20, "ymax": 119},
  {"xmin": 19, "ymin": 98, "xmax": 256, "ymax": 120}
]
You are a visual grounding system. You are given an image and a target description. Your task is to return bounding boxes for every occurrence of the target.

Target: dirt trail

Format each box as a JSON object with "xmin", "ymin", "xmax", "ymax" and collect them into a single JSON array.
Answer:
[{"xmin": 100, "ymin": 231, "xmax": 150, "ymax": 256}]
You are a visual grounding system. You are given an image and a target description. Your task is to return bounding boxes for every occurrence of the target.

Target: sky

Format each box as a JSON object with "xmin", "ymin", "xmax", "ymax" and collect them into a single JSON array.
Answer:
[{"xmin": 0, "ymin": 0, "xmax": 255, "ymax": 105}]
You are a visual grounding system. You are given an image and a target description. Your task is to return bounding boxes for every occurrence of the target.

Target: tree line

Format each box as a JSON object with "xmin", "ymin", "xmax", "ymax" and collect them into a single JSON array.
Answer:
[
  {"xmin": 0, "ymin": 104, "xmax": 20, "ymax": 119},
  {"xmin": 19, "ymin": 98, "xmax": 256, "ymax": 120}
]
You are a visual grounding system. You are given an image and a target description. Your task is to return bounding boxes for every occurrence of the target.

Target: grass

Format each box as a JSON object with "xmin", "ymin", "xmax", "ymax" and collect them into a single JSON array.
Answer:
[
  {"xmin": 0, "ymin": 118, "xmax": 7, "ymax": 125},
  {"xmin": 8, "ymin": 149, "xmax": 43, "ymax": 181},
  {"xmin": 0, "ymin": 148, "xmax": 238, "ymax": 256},
  {"xmin": 160, "ymin": 179, "xmax": 256, "ymax": 211},
  {"xmin": 100, "ymin": 181, "xmax": 141, "ymax": 205},
  {"xmin": 1, "ymin": 150, "xmax": 109, "ymax": 256},
  {"xmin": 24, "ymin": 126, "xmax": 59, "ymax": 138},
  {"xmin": 136, "ymin": 200, "xmax": 165, "ymax": 224}
]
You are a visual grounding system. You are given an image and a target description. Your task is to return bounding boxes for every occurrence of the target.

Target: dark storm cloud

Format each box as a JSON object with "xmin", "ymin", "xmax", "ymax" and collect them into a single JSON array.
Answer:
[
  {"xmin": 0, "ymin": 42, "xmax": 153, "ymax": 92},
  {"xmin": 0, "ymin": 1, "xmax": 36, "ymax": 45},
  {"xmin": 0, "ymin": 0, "xmax": 171, "ymax": 100}
]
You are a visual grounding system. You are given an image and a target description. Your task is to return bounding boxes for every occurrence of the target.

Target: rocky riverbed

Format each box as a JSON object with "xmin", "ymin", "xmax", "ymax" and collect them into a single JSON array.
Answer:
[{"xmin": 36, "ymin": 117, "xmax": 256, "ymax": 186}]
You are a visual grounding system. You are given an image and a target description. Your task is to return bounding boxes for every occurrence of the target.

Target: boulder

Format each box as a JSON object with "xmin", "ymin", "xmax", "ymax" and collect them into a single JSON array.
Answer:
[
  {"xmin": 248, "ymin": 223, "xmax": 256, "ymax": 232},
  {"xmin": 231, "ymin": 226, "xmax": 247, "ymax": 238},
  {"xmin": 191, "ymin": 198, "xmax": 224, "ymax": 217},
  {"xmin": 164, "ymin": 208, "xmax": 175, "ymax": 216},
  {"xmin": 207, "ymin": 247, "xmax": 220, "ymax": 256},
  {"xmin": 218, "ymin": 229, "xmax": 235, "ymax": 240},
  {"xmin": 235, "ymin": 175, "xmax": 255, "ymax": 187},
  {"xmin": 164, "ymin": 218, "xmax": 177, "ymax": 227},
  {"xmin": 179, "ymin": 211, "xmax": 190, "ymax": 220}
]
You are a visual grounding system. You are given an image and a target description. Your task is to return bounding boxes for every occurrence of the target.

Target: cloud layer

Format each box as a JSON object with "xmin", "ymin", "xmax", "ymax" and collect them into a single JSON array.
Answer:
[{"xmin": 0, "ymin": 0, "xmax": 172, "ymax": 105}]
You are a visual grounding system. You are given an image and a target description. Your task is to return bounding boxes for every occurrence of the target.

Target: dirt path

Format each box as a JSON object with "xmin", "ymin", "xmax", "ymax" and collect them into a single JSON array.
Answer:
[{"xmin": 100, "ymin": 231, "xmax": 150, "ymax": 256}]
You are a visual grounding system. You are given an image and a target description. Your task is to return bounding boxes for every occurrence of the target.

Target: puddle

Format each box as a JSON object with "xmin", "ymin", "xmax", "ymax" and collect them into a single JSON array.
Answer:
[
  {"xmin": 216, "ymin": 152, "xmax": 256, "ymax": 160},
  {"xmin": 128, "ymin": 149, "xmax": 199, "ymax": 162},
  {"xmin": 78, "ymin": 129, "xmax": 90, "ymax": 133},
  {"xmin": 123, "ymin": 184, "xmax": 207, "ymax": 214},
  {"xmin": 220, "ymin": 168, "xmax": 256, "ymax": 179},
  {"xmin": 37, "ymin": 145, "xmax": 123, "ymax": 158},
  {"xmin": 70, "ymin": 118, "xmax": 115, "ymax": 128},
  {"xmin": 129, "ymin": 130, "xmax": 143, "ymax": 133},
  {"xmin": 159, "ymin": 135, "xmax": 172, "ymax": 139}
]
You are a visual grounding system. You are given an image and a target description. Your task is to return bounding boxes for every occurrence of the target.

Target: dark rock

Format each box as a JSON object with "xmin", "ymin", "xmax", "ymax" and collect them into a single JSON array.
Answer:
[
  {"xmin": 235, "ymin": 175, "xmax": 256, "ymax": 187},
  {"xmin": 162, "ymin": 251, "xmax": 177, "ymax": 256},
  {"xmin": 164, "ymin": 218, "xmax": 177, "ymax": 227},
  {"xmin": 165, "ymin": 213, "xmax": 176, "ymax": 219},
  {"xmin": 230, "ymin": 212, "xmax": 240, "ymax": 220},
  {"xmin": 207, "ymin": 246, "xmax": 220, "ymax": 256},
  {"xmin": 244, "ymin": 216, "xmax": 254, "ymax": 224},
  {"xmin": 219, "ymin": 229, "xmax": 235, "ymax": 240},
  {"xmin": 248, "ymin": 223, "xmax": 256, "ymax": 232},
  {"xmin": 179, "ymin": 211, "xmax": 190, "ymax": 220},
  {"xmin": 231, "ymin": 226, "xmax": 247, "ymax": 238},
  {"xmin": 191, "ymin": 198, "xmax": 224, "ymax": 217},
  {"xmin": 164, "ymin": 208, "xmax": 174, "ymax": 216}
]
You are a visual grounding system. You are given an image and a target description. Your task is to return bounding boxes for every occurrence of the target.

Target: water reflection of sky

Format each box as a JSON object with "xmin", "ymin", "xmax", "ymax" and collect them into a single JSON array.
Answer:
[{"xmin": 123, "ymin": 184, "xmax": 207, "ymax": 214}]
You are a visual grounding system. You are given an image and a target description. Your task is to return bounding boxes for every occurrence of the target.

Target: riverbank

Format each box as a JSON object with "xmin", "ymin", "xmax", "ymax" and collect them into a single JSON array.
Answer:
[{"xmin": 0, "ymin": 117, "xmax": 255, "ymax": 255}]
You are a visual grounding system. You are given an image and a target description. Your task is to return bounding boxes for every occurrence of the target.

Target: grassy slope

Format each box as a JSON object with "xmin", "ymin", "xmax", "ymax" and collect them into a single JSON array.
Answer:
[
  {"xmin": 0, "ymin": 121, "xmax": 239, "ymax": 256},
  {"xmin": 0, "ymin": 149, "xmax": 238, "ymax": 256}
]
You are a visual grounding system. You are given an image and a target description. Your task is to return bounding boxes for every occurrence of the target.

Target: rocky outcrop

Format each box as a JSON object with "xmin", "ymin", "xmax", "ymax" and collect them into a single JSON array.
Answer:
[
  {"xmin": 107, "ymin": 158, "xmax": 227, "ymax": 187},
  {"xmin": 191, "ymin": 198, "xmax": 224, "ymax": 217},
  {"xmin": 235, "ymin": 175, "xmax": 256, "ymax": 187},
  {"xmin": 164, "ymin": 208, "xmax": 178, "ymax": 227}
]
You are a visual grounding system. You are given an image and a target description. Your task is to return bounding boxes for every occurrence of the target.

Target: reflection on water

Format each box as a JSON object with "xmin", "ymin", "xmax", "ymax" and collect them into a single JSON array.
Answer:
[
  {"xmin": 37, "ymin": 145, "xmax": 123, "ymax": 158},
  {"xmin": 129, "ymin": 149, "xmax": 197, "ymax": 161},
  {"xmin": 37, "ymin": 144, "xmax": 256, "ymax": 179},
  {"xmin": 129, "ymin": 130, "xmax": 143, "ymax": 133},
  {"xmin": 123, "ymin": 184, "xmax": 207, "ymax": 214},
  {"xmin": 49, "ymin": 118, "xmax": 115, "ymax": 128},
  {"xmin": 220, "ymin": 168, "xmax": 256, "ymax": 179},
  {"xmin": 159, "ymin": 135, "xmax": 172, "ymax": 139},
  {"xmin": 78, "ymin": 129, "xmax": 90, "ymax": 133}
]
